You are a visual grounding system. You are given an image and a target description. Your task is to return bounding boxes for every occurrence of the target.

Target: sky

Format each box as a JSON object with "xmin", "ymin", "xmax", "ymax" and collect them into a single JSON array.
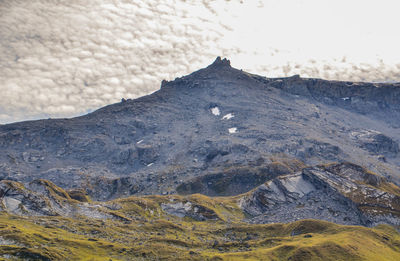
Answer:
[{"xmin": 1, "ymin": 0, "xmax": 400, "ymax": 124}]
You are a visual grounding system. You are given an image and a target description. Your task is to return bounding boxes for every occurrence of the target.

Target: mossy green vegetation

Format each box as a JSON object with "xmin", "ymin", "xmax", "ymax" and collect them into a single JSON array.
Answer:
[
  {"xmin": 1, "ymin": 193, "xmax": 400, "ymax": 260},
  {"xmin": 67, "ymin": 188, "xmax": 91, "ymax": 202}
]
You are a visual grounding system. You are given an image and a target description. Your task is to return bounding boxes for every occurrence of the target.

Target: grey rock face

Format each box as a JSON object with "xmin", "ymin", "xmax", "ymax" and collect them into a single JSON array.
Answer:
[
  {"xmin": 240, "ymin": 162, "xmax": 400, "ymax": 227},
  {"xmin": 176, "ymin": 161, "xmax": 302, "ymax": 196},
  {"xmin": 0, "ymin": 179, "xmax": 115, "ymax": 220},
  {"xmin": 351, "ymin": 130, "xmax": 399, "ymax": 156},
  {"xmin": 0, "ymin": 57, "xmax": 400, "ymax": 200},
  {"xmin": 0, "ymin": 179, "xmax": 69, "ymax": 216}
]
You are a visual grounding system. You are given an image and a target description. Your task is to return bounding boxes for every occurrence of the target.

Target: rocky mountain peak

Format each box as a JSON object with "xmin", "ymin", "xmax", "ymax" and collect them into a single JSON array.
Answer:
[
  {"xmin": 208, "ymin": 56, "xmax": 231, "ymax": 68},
  {"xmin": 160, "ymin": 57, "xmax": 248, "ymax": 90},
  {"xmin": 187, "ymin": 57, "xmax": 244, "ymax": 81}
]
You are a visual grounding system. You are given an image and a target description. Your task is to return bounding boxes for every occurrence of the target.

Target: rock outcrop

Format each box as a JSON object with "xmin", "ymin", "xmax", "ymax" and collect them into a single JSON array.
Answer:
[
  {"xmin": 240, "ymin": 162, "xmax": 400, "ymax": 227},
  {"xmin": 0, "ymin": 179, "xmax": 114, "ymax": 219},
  {"xmin": 1, "ymin": 162, "xmax": 399, "ymax": 228}
]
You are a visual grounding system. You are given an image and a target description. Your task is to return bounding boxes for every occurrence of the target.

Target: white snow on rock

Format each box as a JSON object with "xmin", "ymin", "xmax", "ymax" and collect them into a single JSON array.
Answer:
[
  {"xmin": 137, "ymin": 139, "xmax": 143, "ymax": 144},
  {"xmin": 228, "ymin": 127, "xmax": 237, "ymax": 134},
  {"xmin": 147, "ymin": 163, "xmax": 154, "ymax": 167},
  {"xmin": 222, "ymin": 113, "xmax": 234, "ymax": 120},
  {"xmin": 211, "ymin": 107, "xmax": 220, "ymax": 116}
]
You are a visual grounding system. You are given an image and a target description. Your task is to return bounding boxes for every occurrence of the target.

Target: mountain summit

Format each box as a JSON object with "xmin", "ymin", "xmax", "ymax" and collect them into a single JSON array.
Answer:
[{"xmin": 209, "ymin": 56, "xmax": 231, "ymax": 67}]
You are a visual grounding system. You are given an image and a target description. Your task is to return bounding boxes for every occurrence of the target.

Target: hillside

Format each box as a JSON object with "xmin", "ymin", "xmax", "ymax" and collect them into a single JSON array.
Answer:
[
  {"xmin": 1, "ymin": 182, "xmax": 400, "ymax": 260},
  {"xmin": 1, "ymin": 57, "xmax": 400, "ymax": 260}
]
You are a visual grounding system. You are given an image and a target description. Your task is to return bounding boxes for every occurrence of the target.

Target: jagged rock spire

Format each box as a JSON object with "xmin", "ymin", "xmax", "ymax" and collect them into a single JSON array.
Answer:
[{"xmin": 208, "ymin": 56, "xmax": 231, "ymax": 68}]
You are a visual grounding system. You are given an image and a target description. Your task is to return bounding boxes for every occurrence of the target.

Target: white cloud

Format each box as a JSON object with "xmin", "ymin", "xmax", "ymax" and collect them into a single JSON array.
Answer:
[{"xmin": 0, "ymin": 0, "xmax": 399, "ymax": 124}]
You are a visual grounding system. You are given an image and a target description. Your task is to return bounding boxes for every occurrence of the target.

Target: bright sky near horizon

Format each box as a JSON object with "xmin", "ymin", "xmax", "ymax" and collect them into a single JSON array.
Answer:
[{"xmin": 1, "ymin": 0, "xmax": 399, "ymax": 123}]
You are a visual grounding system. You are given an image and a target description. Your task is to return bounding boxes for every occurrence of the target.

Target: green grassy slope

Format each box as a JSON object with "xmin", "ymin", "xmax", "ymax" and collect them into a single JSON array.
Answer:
[{"xmin": 1, "ymin": 193, "xmax": 399, "ymax": 260}]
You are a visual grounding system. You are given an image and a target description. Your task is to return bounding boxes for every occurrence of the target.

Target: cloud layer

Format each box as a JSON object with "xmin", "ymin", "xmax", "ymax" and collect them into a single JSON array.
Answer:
[{"xmin": 1, "ymin": 0, "xmax": 400, "ymax": 123}]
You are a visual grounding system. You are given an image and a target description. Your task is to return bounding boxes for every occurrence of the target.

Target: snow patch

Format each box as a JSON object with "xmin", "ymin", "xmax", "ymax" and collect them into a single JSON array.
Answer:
[
  {"xmin": 228, "ymin": 127, "xmax": 237, "ymax": 134},
  {"xmin": 222, "ymin": 113, "xmax": 234, "ymax": 120},
  {"xmin": 137, "ymin": 139, "xmax": 143, "ymax": 144},
  {"xmin": 147, "ymin": 163, "xmax": 154, "ymax": 167},
  {"xmin": 211, "ymin": 107, "xmax": 220, "ymax": 116},
  {"xmin": 341, "ymin": 97, "xmax": 350, "ymax": 101}
]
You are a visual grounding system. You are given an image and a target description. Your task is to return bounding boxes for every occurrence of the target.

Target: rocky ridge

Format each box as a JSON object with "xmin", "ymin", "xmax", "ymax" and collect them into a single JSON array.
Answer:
[
  {"xmin": 1, "ymin": 162, "xmax": 399, "ymax": 228},
  {"xmin": 240, "ymin": 162, "xmax": 400, "ymax": 227}
]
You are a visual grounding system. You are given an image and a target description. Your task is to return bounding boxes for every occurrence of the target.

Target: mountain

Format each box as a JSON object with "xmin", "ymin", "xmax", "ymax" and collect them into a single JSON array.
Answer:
[
  {"xmin": 1, "ymin": 57, "xmax": 400, "ymax": 260},
  {"xmin": 1, "ymin": 57, "xmax": 400, "ymax": 201}
]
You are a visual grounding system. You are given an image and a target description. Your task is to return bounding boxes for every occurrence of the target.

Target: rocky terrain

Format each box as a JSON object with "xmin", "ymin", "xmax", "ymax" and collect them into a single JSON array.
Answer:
[
  {"xmin": 1, "ymin": 57, "xmax": 400, "ymax": 201},
  {"xmin": 1, "ymin": 162, "xmax": 399, "ymax": 228},
  {"xmin": 1, "ymin": 57, "xmax": 400, "ymax": 260},
  {"xmin": 0, "ymin": 173, "xmax": 399, "ymax": 260},
  {"xmin": 241, "ymin": 162, "xmax": 400, "ymax": 227}
]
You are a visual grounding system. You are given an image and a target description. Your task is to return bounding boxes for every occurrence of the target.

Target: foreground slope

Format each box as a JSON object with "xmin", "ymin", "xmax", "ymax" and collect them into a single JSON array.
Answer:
[
  {"xmin": 1, "ymin": 58, "xmax": 400, "ymax": 200},
  {"xmin": 1, "ymin": 190, "xmax": 400, "ymax": 260},
  {"xmin": 0, "ymin": 166, "xmax": 399, "ymax": 259}
]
